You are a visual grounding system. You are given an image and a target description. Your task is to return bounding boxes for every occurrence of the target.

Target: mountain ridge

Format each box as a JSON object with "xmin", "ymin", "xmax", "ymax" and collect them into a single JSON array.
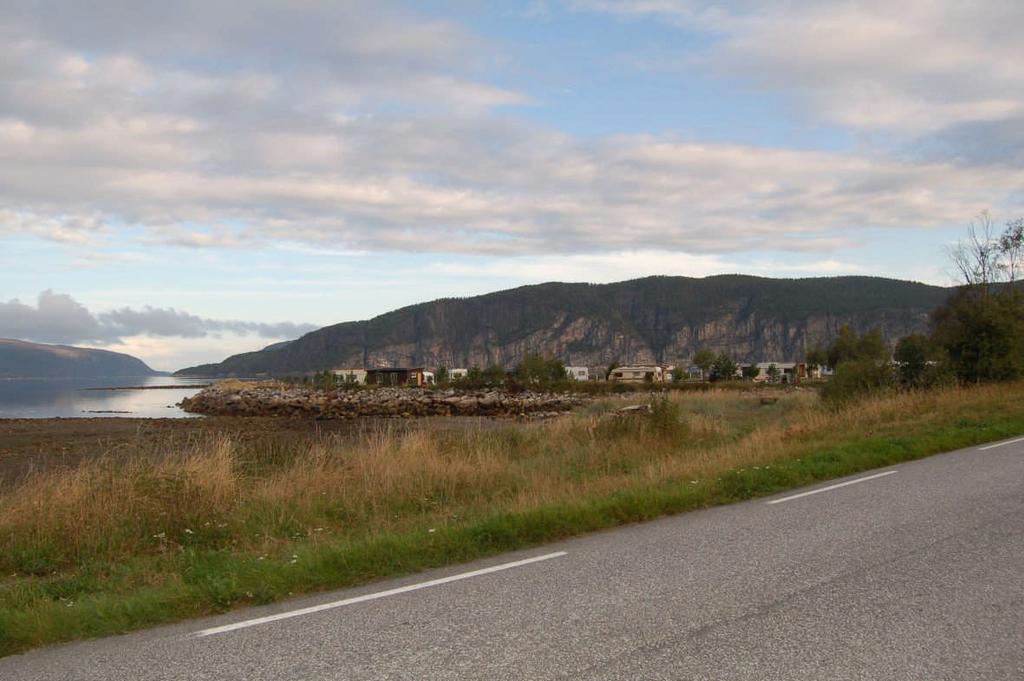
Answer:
[
  {"xmin": 0, "ymin": 339, "xmax": 160, "ymax": 379},
  {"xmin": 176, "ymin": 274, "xmax": 951, "ymax": 376}
]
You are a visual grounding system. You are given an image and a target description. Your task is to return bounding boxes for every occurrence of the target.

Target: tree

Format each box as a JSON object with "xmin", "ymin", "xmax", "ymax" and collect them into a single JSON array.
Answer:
[
  {"xmin": 483, "ymin": 364, "xmax": 507, "ymax": 385},
  {"xmin": 998, "ymin": 218, "xmax": 1024, "ymax": 286},
  {"xmin": 893, "ymin": 334, "xmax": 932, "ymax": 387},
  {"xmin": 741, "ymin": 364, "xmax": 759, "ymax": 380},
  {"xmin": 692, "ymin": 349, "xmax": 715, "ymax": 380},
  {"xmin": 434, "ymin": 366, "xmax": 449, "ymax": 384},
  {"xmin": 931, "ymin": 215, "xmax": 1024, "ymax": 384},
  {"xmin": 709, "ymin": 353, "xmax": 737, "ymax": 382},
  {"xmin": 931, "ymin": 287, "xmax": 1024, "ymax": 383},
  {"xmin": 515, "ymin": 354, "xmax": 565, "ymax": 385},
  {"xmin": 805, "ymin": 345, "xmax": 827, "ymax": 372},
  {"xmin": 856, "ymin": 328, "xmax": 888, "ymax": 362},
  {"xmin": 547, "ymin": 359, "xmax": 567, "ymax": 383},
  {"xmin": 946, "ymin": 212, "xmax": 1024, "ymax": 291},
  {"xmin": 947, "ymin": 211, "xmax": 1002, "ymax": 290},
  {"xmin": 670, "ymin": 366, "xmax": 685, "ymax": 383},
  {"xmin": 827, "ymin": 325, "xmax": 861, "ymax": 368},
  {"xmin": 766, "ymin": 363, "xmax": 780, "ymax": 382},
  {"xmin": 819, "ymin": 326, "xmax": 895, "ymax": 402},
  {"xmin": 313, "ymin": 370, "xmax": 337, "ymax": 390},
  {"xmin": 827, "ymin": 325, "xmax": 888, "ymax": 369},
  {"xmin": 821, "ymin": 358, "xmax": 896, "ymax": 406}
]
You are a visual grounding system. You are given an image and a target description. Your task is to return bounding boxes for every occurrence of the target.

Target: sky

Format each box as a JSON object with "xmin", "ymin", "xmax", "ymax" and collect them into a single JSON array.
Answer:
[{"xmin": 2, "ymin": 0, "xmax": 1023, "ymax": 371}]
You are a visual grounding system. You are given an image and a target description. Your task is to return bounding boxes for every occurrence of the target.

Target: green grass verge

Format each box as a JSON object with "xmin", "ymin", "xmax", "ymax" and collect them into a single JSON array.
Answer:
[{"xmin": 2, "ymin": 398, "xmax": 1022, "ymax": 657}]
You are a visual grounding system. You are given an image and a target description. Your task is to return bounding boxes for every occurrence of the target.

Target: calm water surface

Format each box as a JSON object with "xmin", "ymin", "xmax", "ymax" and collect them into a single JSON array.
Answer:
[{"xmin": 0, "ymin": 376, "xmax": 210, "ymax": 418}]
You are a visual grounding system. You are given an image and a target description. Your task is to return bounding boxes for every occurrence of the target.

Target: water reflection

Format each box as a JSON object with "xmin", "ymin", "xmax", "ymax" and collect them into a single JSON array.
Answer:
[{"xmin": 0, "ymin": 376, "xmax": 210, "ymax": 418}]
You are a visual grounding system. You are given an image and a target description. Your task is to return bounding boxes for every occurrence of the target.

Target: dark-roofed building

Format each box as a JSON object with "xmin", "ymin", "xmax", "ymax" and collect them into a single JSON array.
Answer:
[{"xmin": 365, "ymin": 367, "xmax": 429, "ymax": 387}]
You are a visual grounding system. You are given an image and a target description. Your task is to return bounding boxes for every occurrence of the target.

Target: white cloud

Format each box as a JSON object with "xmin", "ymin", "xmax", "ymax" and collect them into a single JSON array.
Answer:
[
  {"xmin": 0, "ymin": 291, "xmax": 316, "ymax": 345},
  {"xmin": 428, "ymin": 249, "xmax": 865, "ymax": 284},
  {"xmin": 0, "ymin": 291, "xmax": 101, "ymax": 344},
  {"xmin": 0, "ymin": 209, "xmax": 105, "ymax": 245},
  {"xmin": 574, "ymin": 1, "xmax": 1024, "ymax": 137},
  {"xmin": 101, "ymin": 334, "xmax": 294, "ymax": 373},
  {"xmin": 0, "ymin": 0, "xmax": 1022, "ymax": 265}
]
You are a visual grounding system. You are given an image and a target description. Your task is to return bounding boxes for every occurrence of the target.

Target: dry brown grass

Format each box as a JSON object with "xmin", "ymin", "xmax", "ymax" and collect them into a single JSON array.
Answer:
[
  {"xmin": 0, "ymin": 383, "xmax": 1017, "ymax": 577},
  {"xmin": 5, "ymin": 381, "xmax": 1024, "ymax": 655}
]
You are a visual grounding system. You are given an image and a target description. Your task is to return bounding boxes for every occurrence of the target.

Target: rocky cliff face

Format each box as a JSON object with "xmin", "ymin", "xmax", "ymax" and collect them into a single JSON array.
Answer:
[{"xmin": 178, "ymin": 275, "xmax": 950, "ymax": 376}]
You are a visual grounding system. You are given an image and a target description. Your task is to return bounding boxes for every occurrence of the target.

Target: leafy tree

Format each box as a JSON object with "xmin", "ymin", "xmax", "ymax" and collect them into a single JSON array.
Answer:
[
  {"xmin": 709, "ymin": 353, "xmax": 737, "ymax": 382},
  {"xmin": 547, "ymin": 359, "xmax": 567, "ymax": 383},
  {"xmin": 827, "ymin": 325, "xmax": 889, "ymax": 369},
  {"xmin": 805, "ymin": 345, "xmax": 828, "ymax": 371},
  {"xmin": 998, "ymin": 218, "xmax": 1024, "ymax": 285},
  {"xmin": 827, "ymin": 325, "xmax": 861, "ymax": 368},
  {"xmin": 670, "ymin": 365, "xmax": 685, "ymax": 383},
  {"xmin": 893, "ymin": 334, "xmax": 932, "ymax": 387},
  {"xmin": 692, "ymin": 349, "xmax": 715, "ymax": 380},
  {"xmin": 483, "ymin": 364, "xmax": 507, "ymax": 385},
  {"xmin": 741, "ymin": 364, "xmax": 759, "ymax": 380},
  {"xmin": 931, "ymin": 287, "xmax": 1024, "ymax": 383},
  {"xmin": 766, "ymin": 363, "xmax": 780, "ymax": 382},
  {"xmin": 821, "ymin": 358, "xmax": 896, "ymax": 406},
  {"xmin": 820, "ymin": 326, "xmax": 895, "ymax": 403},
  {"xmin": 434, "ymin": 366, "xmax": 449, "ymax": 384},
  {"xmin": 930, "ymin": 215, "xmax": 1024, "ymax": 384},
  {"xmin": 515, "ymin": 354, "xmax": 565, "ymax": 385},
  {"xmin": 857, "ymin": 328, "xmax": 888, "ymax": 362},
  {"xmin": 605, "ymin": 362, "xmax": 619, "ymax": 381},
  {"xmin": 313, "ymin": 370, "xmax": 338, "ymax": 390}
]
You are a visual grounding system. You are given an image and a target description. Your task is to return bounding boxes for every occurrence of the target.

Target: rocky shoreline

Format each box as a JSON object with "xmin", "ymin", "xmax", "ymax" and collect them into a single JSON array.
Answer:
[{"xmin": 178, "ymin": 383, "xmax": 587, "ymax": 419}]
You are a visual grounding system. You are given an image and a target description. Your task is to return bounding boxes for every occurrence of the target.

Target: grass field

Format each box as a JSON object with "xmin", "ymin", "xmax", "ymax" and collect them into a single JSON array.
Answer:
[{"xmin": 2, "ymin": 382, "xmax": 1024, "ymax": 656}]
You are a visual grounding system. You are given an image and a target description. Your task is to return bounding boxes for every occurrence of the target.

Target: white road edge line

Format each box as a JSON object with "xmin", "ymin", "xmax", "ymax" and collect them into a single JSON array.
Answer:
[
  {"xmin": 194, "ymin": 551, "xmax": 568, "ymax": 638},
  {"xmin": 978, "ymin": 436, "xmax": 1024, "ymax": 451},
  {"xmin": 766, "ymin": 470, "xmax": 898, "ymax": 505}
]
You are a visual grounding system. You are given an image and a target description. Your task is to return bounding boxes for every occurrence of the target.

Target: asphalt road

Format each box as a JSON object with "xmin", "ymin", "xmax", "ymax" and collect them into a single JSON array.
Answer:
[{"xmin": 3, "ymin": 438, "xmax": 1023, "ymax": 680}]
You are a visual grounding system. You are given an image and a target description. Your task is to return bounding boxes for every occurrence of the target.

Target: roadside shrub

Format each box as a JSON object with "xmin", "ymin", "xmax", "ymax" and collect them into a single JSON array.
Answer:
[
  {"xmin": 648, "ymin": 396, "xmax": 687, "ymax": 439},
  {"xmin": 820, "ymin": 359, "xmax": 896, "ymax": 407},
  {"xmin": 931, "ymin": 287, "xmax": 1024, "ymax": 384}
]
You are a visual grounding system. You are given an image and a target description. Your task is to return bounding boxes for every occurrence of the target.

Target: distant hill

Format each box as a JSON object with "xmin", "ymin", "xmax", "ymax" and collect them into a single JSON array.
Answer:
[
  {"xmin": 0, "ymin": 339, "xmax": 159, "ymax": 378},
  {"xmin": 176, "ymin": 275, "xmax": 952, "ymax": 376}
]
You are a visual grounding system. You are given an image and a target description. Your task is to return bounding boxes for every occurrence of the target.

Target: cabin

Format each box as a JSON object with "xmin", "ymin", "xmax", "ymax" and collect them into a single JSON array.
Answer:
[
  {"xmin": 608, "ymin": 365, "xmax": 666, "ymax": 383},
  {"xmin": 364, "ymin": 367, "xmax": 430, "ymax": 387},
  {"xmin": 331, "ymin": 368, "xmax": 367, "ymax": 384},
  {"xmin": 449, "ymin": 368, "xmax": 469, "ymax": 380},
  {"xmin": 751, "ymin": 362, "xmax": 810, "ymax": 384},
  {"xmin": 565, "ymin": 366, "xmax": 590, "ymax": 381}
]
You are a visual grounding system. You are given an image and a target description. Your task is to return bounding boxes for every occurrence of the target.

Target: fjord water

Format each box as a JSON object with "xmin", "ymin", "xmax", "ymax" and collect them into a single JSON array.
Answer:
[{"xmin": 0, "ymin": 376, "xmax": 208, "ymax": 418}]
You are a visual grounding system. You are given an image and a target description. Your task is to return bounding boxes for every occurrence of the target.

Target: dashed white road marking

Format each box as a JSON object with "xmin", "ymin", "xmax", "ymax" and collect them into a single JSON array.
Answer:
[
  {"xmin": 194, "ymin": 551, "xmax": 568, "ymax": 637},
  {"xmin": 978, "ymin": 436, "xmax": 1024, "ymax": 451},
  {"xmin": 766, "ymin": 470, "xmax": 898, "ymax": 505}
]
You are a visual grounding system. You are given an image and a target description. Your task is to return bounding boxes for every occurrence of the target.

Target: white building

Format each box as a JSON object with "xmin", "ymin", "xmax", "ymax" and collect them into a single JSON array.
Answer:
[
  {"xmin": 608, "ymin": 365, "xmax": 666, "ymax": 383},
  {"xmin": 565, "ymin": 366, "xmax": 590, "ymax": 381},
  {"xmin": 449, "ymin": 368, "xmax": 469, "ymax": 380},
  {"xmin": 331, "ymin": 368, "xmax": 367, "ymax": 384},
  {"xmin": 750, "ymin": 362, "xmax": 810, "ymax": 383}
]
